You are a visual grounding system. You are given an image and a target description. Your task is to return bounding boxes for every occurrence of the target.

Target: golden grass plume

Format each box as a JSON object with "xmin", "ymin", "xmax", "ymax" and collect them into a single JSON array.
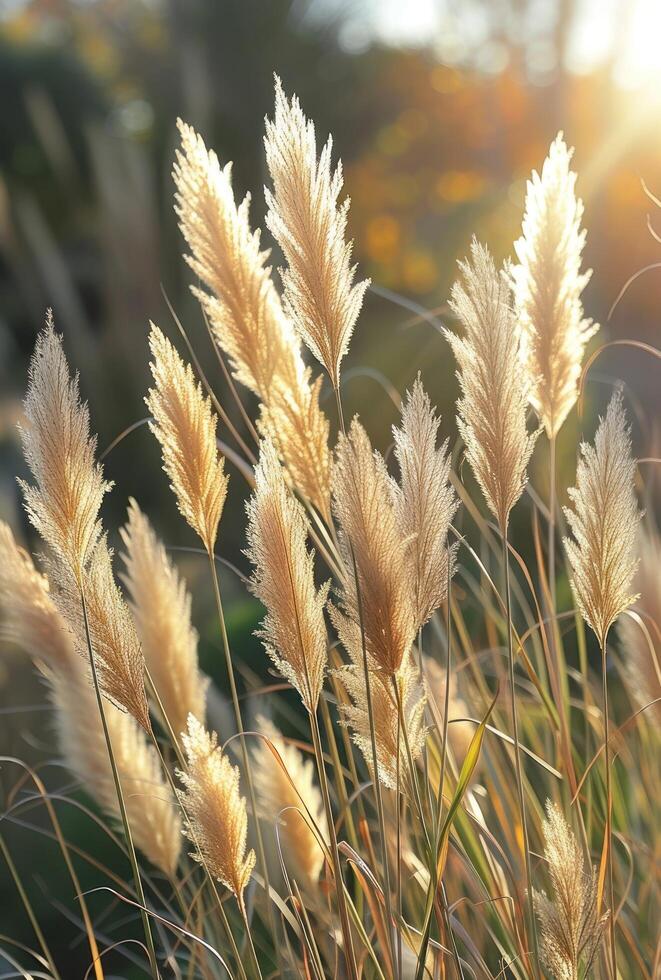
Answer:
[
  {"xmin": 252, "ymin": 716, "xmax": 328, "ymax": 889},
  {"xmin": 0, "ymin": 522, "xmax": 75, "ymax": 672},
  {"xmin": 264, "ymin": 76, "xmax": 369, "ymax": 388},
  {"xmin": 246, "ymin": 437, "xmax": 329, "ymax": 713},
  {"xmin": 174, "ymin": 121, "xmax": 331, "ymax": 515},
  {"xmin": 178, "ymin": 715, "xmax": 256, "ymax": 907},
  {"xmin": 332, "ymin": 418, "xmax": 416, "ymax": 676},
  {"xmin": 49, "ymin": 535, "xmax": 151, "ymax": 731},
  {"xmin": 511, "ymin": 134, "xmax": 598, "ymax": 439},
  {"xmin": 563, "ymin": 390, "xmax": 642, "ymax": 650},
  {"xmin": 534, "ymin": 800, "xmax": 607, "ymax": 980},
  {"xmin": 51, "ymin": 660, "xmax": 181, "ymax": 876},
  {"xmin": 336, "ymin": 650, "xmax": 427, "ymax": 792},
  {"xmin": 146, "ymin": 323, "xmax": 228, "ymax": 554},
  {"xmin": 391, "ymin": 376, "xmax": 458, "ymax": 629},
  {"xmin": 446, "ymin": 238, "xmax": 539, "ymax": 532},
  {"xmin": 18, "ymin": 313, "xmax": 111, "ymax": 581},
  {"xmin": 120, "ymin": 498, "xmax": 209, "ymax": 740}
]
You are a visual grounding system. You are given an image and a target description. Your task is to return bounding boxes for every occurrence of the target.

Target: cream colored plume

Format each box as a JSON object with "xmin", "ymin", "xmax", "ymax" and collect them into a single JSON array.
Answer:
[
  {"xmin": 50, "ymin": 536, "xmax": 151, "ymax": 732},
  {"xmin": 333, "ymin": 419, "xmax": 416, "ymax": 676},
  {"xmin": 146, "ymin": 323, "xmax": 228, "ymax": 555},
  {"xmin": 564, "ymin": 391, "xmax": 642, "ymax": 651},
  {"xmin": 120, "ymin": 499, "xmax": 208, "ymax": 739},
  {"xmin": 337, "ymin": 650, "xmax": 427, "ymax": 792},
  {"xmin": 391, "ymin": 377, "xmax": 458, "ymax": 629},
  {"xmin": 252, "ymin": 717, "xmax": 327, "ymax": 888},
  {"xmin": 178, "ymin": 715, "xmax": 255, "ymax": 907},
  {"xmin": 446, "ymin": 239, "xmax": 539, "ymax": 532},
  {"xmin": 0, "ymin": 535, "xmax": 180, "ymax": 876},
  {"xmin": 51, "ymin": 661, "xmax": 181, "ymax": 876},
  {"xmin": 0, "ymin": 522, "xmax": 75, "ymax": 672},
  {"xmin": 534, "ymin": 801, "xmax": 607, "ymax": 980},
  {"xmin": 173, "ymin": 120, "xmax": 331, "ymax": 517},
  {"xmin": 246, "ymin": 437, "xmax": 329, "ymax": 713},
  {"xmin": 512, "ymin": 135, "xmax": 598, "ymax": 438},
  {"xmin": 18, "ymin": 313, "xmax": 111, "ymax": 582},
  {"xmin": 264, "ymin": 76, "xmax": 369, "ymax": 389},
  {"xmin": 618, "ymin": 526, "xmax": 661, "ymax": 724}
]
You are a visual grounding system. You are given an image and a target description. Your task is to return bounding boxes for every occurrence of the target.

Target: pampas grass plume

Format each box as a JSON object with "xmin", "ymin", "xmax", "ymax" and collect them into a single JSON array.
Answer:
[
  {"xmin": 178, "ymin": 715, "xmax": 256, "ymax": 908},
  {"xmin": 246, "ymin": 437, "xmax": 329, "ymax": 713},
  {"xmin": 264, "ymin": 76, "xmax": 369, "ymax": 388},
  {"xmin": 146, "ymin": 323, "xmax": 228, "ymax": 555},
  {"xmin": 120, "ymin": 499, "xmax": 209, "ymax": 740},
  {"xmin": 564, "ymin": 391, "xmax": 642, "ymax": 650},
  {"xmin": 512, "ymin": 134, "xmax": 598, "ymax": 438}
]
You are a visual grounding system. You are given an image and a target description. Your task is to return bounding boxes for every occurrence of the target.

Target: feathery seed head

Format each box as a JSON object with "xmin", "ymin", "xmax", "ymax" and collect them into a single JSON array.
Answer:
[
  {"xmin": 52, "ymin": 661, "xmax": 181, "ymax": 876},
  {"xmin": 391, "ymin": 377, "xmax": 458, "ymax": 629},
  {"xmin": 336, "ymin": 649, "xmax": 427, "ymax": 793},
  {"xmin": 178, "ymin": 715, "xmax": 256, "ymax": 905},
  {"xmin": 146, "ymin": 323, "xmax": 228, "ymax": 554},
  {"xmin": 512, "ymin": 134, "xmax": 598, "ymax": 438},
  {"xmin": 18, "ymin": 313, "xmax": 112, "ymax": 582},
  {"xmin": 333, "ymin": 419, "xmax": 417, "ymax": 676},
  {"xmin": 49, "ymin": 535, "xmax": 151, "ymax": 732},
  {"xmin": 264, "ymin": 76, "xmax": 369, "ymax": 389},
  {"xmin": 252, "ymin": 717, "xmax": 328, "ymax": 888},
  {"xmin": 563, "ymin": 391, "xmax": 642, "ymax": 651},
  {"xmin": 246, "ymin": 437, "xmax": 329, "ymax": 713},
  {"xmin": 446, "ymin": 239, "xmax": 539, "ymax": 532},
  {"xmin": 174, "ymin": 120, "xmax": 331, "ymax": 516},
  {"xmin": 0, "ymin": 522, "xmax": 75, "ymax": 672},
  {"xmin": 120, "ymin": 499, "xmax": 209, "ymax": 740},
  {"xmin": 534, "ymin": 800, "xmax": 608, "ymax": 980}
]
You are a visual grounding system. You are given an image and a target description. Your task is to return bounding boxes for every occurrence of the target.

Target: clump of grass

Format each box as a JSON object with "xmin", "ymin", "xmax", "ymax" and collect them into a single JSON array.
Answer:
[{"xmin": 0, "ymin": 78, "xmax": 658, "ymax": 980}]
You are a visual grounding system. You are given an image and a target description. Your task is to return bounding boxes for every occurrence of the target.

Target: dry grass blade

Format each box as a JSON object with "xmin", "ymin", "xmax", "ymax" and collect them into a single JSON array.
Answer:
[
  {"xmin": 446, "ymin": 238, "xmax": 539, "ymax": 532},
  {"xmin": 333, "ymin": 418, "xmax": 416, "ymax": 676},
  {"xmin": 245, "ymin": 437, "xmax": 329, "ymax": 713},
  {"xmin": 177, "ymin": 715, "xmax": 256, "ymax": 909},
  {"xmin": 18, "ymin": 312, "xmax": 112, "ymax": 582},
  {"xmin": 511, "ymin": 134, "xmax": 598, "ymax": 439},
  {"xmin": 264, "ymin": 76, "xmax": 369, "ymax": 388},
  {"xmin": 49, "ymin": 535, "xmax": 151, "ymax": 731},
  {"xmin": 120, "ymin": 498, "xmax": 209, "ymax": 740},
  {"xmin": 51, "ymin": 661, "xmax": 181, "ymax": 877},
  {"xmin": 534, "ymin": 801, "xmax": 608, "ymax": 980},
  {"xmin": 252, "ymin": 717, "xmax": 328, "ymax": 889},
  {"xmin": 0, "ymin": 522, "xmax": 75, "ymax": 672},
  {"xmin": 146, "ymin": 322, "xmax": 228, "ymax": 555},
  {"xmin": 391, "ymin": 376, "xmax": 458, "ymax": 629},
  {"xmin": 174, "ymin": 120, "xmax": 331, "ymax": 516},
  {"xmin": 563, "ymin": 390, "xmax": 642, "ymax": 651}
]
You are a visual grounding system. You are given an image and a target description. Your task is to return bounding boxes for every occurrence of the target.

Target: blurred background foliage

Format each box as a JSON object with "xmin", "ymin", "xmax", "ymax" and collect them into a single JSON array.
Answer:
[{"xmin": 0, "ymin": 0, "xmax": 660, "ymax": 973}]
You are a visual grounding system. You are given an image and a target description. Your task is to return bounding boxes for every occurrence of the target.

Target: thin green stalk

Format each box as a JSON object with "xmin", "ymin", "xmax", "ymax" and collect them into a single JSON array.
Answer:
[
  {"xmin": 239, "ymin": 902, "xmax": 263, "ymax": 980},
  {"xmin": 501, "ymin": 536, "xmax": 540, "ymax": 980},
  {"xmin": 207, "ymin": 554, "xmax": 279, "ymax": 969},
  {"xmin": 601, "ymin": 637, "xmax": 617, "ymax": 980},
  {"xmin": 334, "ymin": 383, "xmax": 397, "ymax": 971},
  {"xmin": 309, "ymin": 708, "xmax": 359, "ymax": 980},
  {"xmin": 0, "ymin": 831, "xmax": 61, "ymax": 980},
  {"xmin": 548, "ymin": 434, "xmax": 557, "ymax": 618},
  {"xmin": 80, "ymin": 589, "xmax": 160, "ymax": 979}
]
